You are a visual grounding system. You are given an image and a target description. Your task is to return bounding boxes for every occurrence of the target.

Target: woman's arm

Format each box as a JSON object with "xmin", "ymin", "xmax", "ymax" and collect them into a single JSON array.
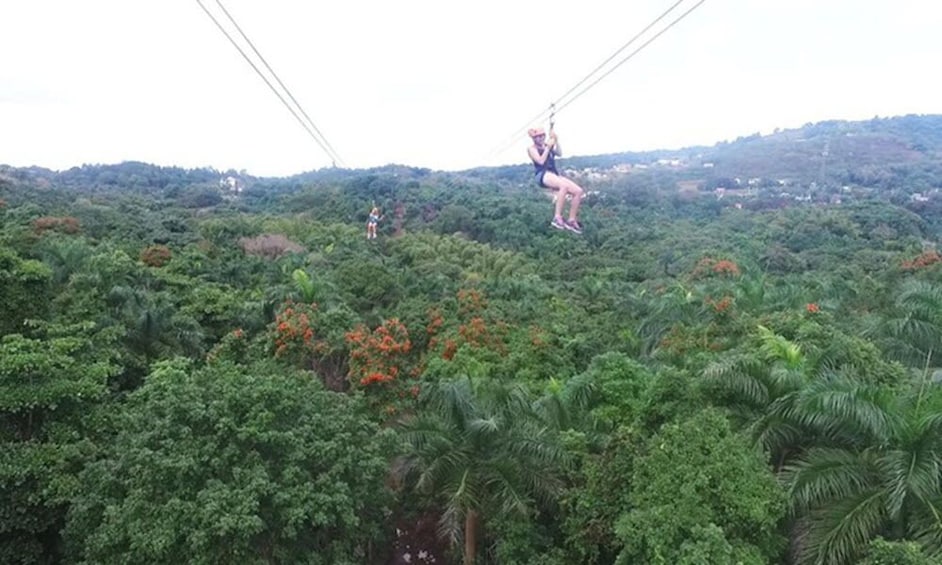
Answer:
[
  {"xmin": 550, "ymin": 132, "xmax": 562, "ymax": 156},
  {"xmin": 528, "ymin": 144, "xmax": 553, "ymax": 165}
]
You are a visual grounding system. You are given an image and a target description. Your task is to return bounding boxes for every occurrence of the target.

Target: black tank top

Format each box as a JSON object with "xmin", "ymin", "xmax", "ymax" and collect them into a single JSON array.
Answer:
[{"xmin": 532, "ymin": 144, "xmax": 558, "ymax": 175}]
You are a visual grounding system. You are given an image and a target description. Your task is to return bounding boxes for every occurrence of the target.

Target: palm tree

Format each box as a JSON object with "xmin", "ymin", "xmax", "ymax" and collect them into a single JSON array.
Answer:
[
  {"xmin": 40, "ymin": 237, "xmax": 92, "ymax": 285},
  {"xmin": 637, "ymin": 283, "xmax": 710, "ymax": 356},
  {"xmin": 782, "ymin": 382, "xmax": 942, "ymax": 565},
  {"xmin": 706, "ymin": 325, "xmax": 902, "ymax": 467},
  {"xmin": 865, "ymin": 280, "xmax": 942, "ymax": 371},
  {"xmin": 704, "ymin": 325, "xmax": 812, "ymax": 468},
  {"xmin": 398, "ymin": 377, "xmax": 569, "ymax": 564},
  {"xmin": 291, "ymin": 268, "xmax": 318, "ymax": 303}
]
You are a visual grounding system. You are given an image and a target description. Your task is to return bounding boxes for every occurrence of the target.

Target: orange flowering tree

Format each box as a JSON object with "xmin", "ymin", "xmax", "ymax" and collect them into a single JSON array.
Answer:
[
  {"xmin": 270, "ymin": 301, "xmax": 318, "ymax": 367},
  {"xmin": 705, "ymin": 295, "xmax": 734, "ymax": 316},
  {"xmin": 32, "ymin": 216, "xmax": 81, "ymax": 236},
  {"xmin": 426, "ymin": 289, "xmax": 508, "ymax": 363},
  {"xmin": 345, "ymin": 318, "xmax": 416, "ymax": 415},
  {"xmin": 268, "ymin": 299, "xmax": 360, "ymax": 391},
  {"xmin": 901, "ymin": 249, "xmax": 941, "ymax": 271},
  {"xmin": 207, "ymin": 327, "xmax": 248, "ymax": 365},
  {"xmin": 140, "ymin": 245, "xmax": 172, "ymax": 267},
  {"xmin": 691, "ymin": 256, "xmax": 742, "ymax": 279}
]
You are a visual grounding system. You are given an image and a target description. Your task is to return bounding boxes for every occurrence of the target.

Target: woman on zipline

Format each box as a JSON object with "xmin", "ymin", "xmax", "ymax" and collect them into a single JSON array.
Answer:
[
  {"xmin": 527, "ymin": 127, "xmax": 584, "ymax": 234},
  {"xmin": 366, "ymin": 206, "xmax": 382, "ymax": 240}
]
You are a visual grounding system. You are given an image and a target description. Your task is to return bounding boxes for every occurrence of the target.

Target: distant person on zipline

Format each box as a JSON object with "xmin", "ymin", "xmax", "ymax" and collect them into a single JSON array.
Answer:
[
  {"xmin": 366, "ymin": 206, "xmax": 383, "ymax": 240},
  {"xmin": 528, "ymin": 127, "xmax": 584, "ymax": 234}
]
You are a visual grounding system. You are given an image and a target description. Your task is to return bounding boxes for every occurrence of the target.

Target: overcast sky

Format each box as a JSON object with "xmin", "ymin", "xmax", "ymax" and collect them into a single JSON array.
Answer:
[{"xmin": 1, "ymin": 1, "xmax": 939, "ymax": 177}]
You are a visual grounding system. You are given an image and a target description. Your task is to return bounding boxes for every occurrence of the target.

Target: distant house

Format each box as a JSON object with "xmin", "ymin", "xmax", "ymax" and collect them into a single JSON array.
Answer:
[
  {"xmin": 703, "ymin": 162, "xmax": 715, "ymax": 168},
  {"xmin": 220, "ymin": 176, "xmax": 244, "ymax": 193}
]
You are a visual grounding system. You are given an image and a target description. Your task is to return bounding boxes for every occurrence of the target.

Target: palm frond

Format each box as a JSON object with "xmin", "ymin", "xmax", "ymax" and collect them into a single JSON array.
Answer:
[
  {"xmin": 877, "ymin": 447, "xmax": 942, "ymax": 521},
  {"xmin": 898, "ymin": 280, "xmax": 942, "ymax": 322},
  {"xmin": 484, "ymin": 460, "xmax": 533, "ymax": 515},
  {"xmin": 703, "ymin": 355, "xmax": 771, "ymax": 407},
  {"xmin": 909, "ymin": 493, "xmax": 942, "ymax": 558},
  {"xmin": 429, "ymin": 378, "xmax": 477, "ymax": 430},
  {"xmin": 416, "ymin": 446, "xmax": 472, "ymax": 494},
  {"xmin": 562, "ymin": 371, "xmax": 597, "ymax": 413},
  {"xmin": 783, "ymin": 448, "xmax": 878, "ymax": 514},
  {"xmin": 468, "ymin": 417, "xmax": 499, "ymax": 436},
  {"xmin": 798, "ymin": 487, "xmax": 886, "ymax": 565},
  {"xmin": 758, "ymin": 324, "xmax": 804, "ymax": 369},
  {"xmin": 751, "ymin": 415, "xmax": 804, "ymax": 460},
  {"xmin": 533, "ymin": 392, "xmax": 568, "ymax": 430},
  {"xmin": 792, "ymin": 382, "xmax": 894, "ymax": 446}
]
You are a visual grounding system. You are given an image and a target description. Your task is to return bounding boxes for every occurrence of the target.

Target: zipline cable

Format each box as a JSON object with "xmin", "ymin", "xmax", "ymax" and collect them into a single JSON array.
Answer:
[
  {"xmin": 553, "ymin": 0, "xmax": 707, "ymax": 115},
  {"xmin": 195, "ymin": 0, "xmax": 345, "ymax": 168},
  {"xmin": 553, "ymin": 0, "xmax": 688, "ymax": 116},
  {"xmin": 212, "ymin": 0, "xmax": 345, "ymax": 167},
  {"xmin": 486, "ymin": 0, "xmax": 688, "ymax": 160},
  {"xmin": 486, "ymin": 0, "xmax": 706, "ymax": 162}
]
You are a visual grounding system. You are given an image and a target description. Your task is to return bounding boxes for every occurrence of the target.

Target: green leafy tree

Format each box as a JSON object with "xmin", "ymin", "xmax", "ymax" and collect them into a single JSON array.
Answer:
[
  {"xmin": 860, "ymin": 537, "xmax": 941, "ymax": 565},
  {"xmin": 615, "ymin": 408, "xmax": 787, "ymax": 565},
  {"xmin": 65, "ymin": 359, "xmax": 394, "ymax": 565},
  {"xmin": 559, "ymin": 427, "xmax": 640, "ymax": 564},
  {"xmin": 0, "ymin": 326, "xmax": 118, "ymax": 564},
  {"xmin": 0, "ymin": 248, "xmax": 52, "ymax": 337}
]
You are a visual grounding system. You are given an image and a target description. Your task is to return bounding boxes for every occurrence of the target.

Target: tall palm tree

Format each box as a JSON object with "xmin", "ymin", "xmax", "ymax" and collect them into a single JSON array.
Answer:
[
  {"xmin": 704, "ymin": 325, "xmax": 811, "ymax": 468},
  {"xmin": 398, "ymin": 377, "xmax": 569, "ymax": 565},
  {"xmin": 865, "ymin": 280, "xmax": 942, "ymax": 371},
  {"xmin": 782, "ymin": 382, "xmax": 942, "ymax": 565},
  {"xmin": 40, "ymin": 237, "xmax": 92, "ymax": 285}
]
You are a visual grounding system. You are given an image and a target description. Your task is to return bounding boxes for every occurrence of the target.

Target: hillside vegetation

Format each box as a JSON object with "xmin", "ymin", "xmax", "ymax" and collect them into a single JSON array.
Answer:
[{"xmin": 2, "ymin": 114, "xmax": 942, "ymax": 564}]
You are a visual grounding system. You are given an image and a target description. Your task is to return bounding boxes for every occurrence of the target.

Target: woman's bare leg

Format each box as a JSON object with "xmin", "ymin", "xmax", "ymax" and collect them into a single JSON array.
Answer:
[
  {"xmin": 543, "ymin": 172, "xmax": 586, "ymax": 224},
  {"xmin": 542, "ymin": 172, "xmax": 567, "ymax": 219},
  {"xmin": 567, "ymin": 184, "xmax": 583, "ymax": 221}
]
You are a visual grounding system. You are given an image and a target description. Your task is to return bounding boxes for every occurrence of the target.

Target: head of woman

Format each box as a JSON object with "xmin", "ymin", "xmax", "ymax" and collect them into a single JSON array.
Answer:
[{"xmin": 528, "ymin": 127, "xmax": 546, "ymax": 145}]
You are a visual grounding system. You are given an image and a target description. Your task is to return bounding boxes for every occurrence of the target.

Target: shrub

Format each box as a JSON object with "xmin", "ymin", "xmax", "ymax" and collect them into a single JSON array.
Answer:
[
  {"xmin": 32, "ymin": 216, "xmax": 81, "ymax": 235},
  {"xmin": 238, "ymin": 234, "xmax": 304, "ymax": 259},
  {"xmin": 139, "ymin": 244, "xmax": 172, "ymax": 267}
]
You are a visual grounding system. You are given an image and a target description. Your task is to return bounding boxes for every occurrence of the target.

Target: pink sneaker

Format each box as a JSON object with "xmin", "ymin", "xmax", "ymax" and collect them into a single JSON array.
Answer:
[{"xmin": 565, "ymin": 219, "xmax": 583, "ymax": 234}]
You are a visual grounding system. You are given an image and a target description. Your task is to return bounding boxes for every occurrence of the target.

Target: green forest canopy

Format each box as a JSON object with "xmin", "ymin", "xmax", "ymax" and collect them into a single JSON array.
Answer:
[{"xmin": 2, "ymin": 114, "xmax": 942, "ymax": 564}]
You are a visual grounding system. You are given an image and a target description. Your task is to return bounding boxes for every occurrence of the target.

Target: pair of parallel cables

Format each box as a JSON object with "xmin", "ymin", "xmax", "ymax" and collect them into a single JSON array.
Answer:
[
  {"xmin": 487, "ymin": 0, "xmax": 708, "ymax": 162},
  {"xmin": 200, "ymin": 0, "xmax": 707, "ymax": 170},
  {"xmin": 196, "ymin": 0, "xmax": 345, "ymax": 168}
]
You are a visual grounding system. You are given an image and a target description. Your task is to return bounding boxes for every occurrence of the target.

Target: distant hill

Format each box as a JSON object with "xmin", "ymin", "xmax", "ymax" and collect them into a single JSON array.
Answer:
[
  {"xmin": 559, "ymin": 114, "xmax": 942, "ymax": 183},
  {"xmin": 3, "ymin": 114, "xmax": 941, "ymax": 195}
]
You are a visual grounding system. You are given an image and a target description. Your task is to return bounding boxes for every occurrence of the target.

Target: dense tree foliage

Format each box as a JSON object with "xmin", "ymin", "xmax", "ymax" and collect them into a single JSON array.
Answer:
[
  {"xmin": 65, "ymin": 359, "xmax": 393, "ymax": 564},
  {"xmin": 2, "ymin": 114, "xmax": 942, "ymax": 563}
]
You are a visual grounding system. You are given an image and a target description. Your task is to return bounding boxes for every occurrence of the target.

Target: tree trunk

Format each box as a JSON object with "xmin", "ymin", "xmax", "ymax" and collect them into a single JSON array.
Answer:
[{"xmin": 463, "ymin": 510, "xmax": 478, "ymax": 565}]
